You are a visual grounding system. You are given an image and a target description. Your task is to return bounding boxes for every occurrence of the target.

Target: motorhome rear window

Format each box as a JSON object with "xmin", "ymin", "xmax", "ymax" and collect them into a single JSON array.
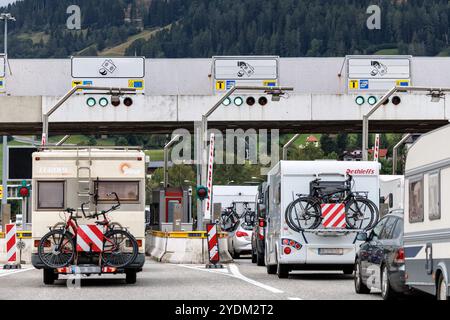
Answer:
[
  {"xmin": 37, "ymin": 181, "xmax": 65, "ymax": 209},
  {"xmin": 95, "ymin": 181, "xmax": 139, "ymax": 202},
  {"xmin": 408, "ymin": 177, "xmax": 424, "ymax": 223}
]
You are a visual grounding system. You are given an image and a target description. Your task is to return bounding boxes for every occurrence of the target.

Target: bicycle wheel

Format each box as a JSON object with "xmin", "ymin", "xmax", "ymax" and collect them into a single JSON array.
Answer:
[
  {"xmin": 102, "ymin": 229, "xmax": 138, "ymax": 268},
  {"xmin": 285, "ymin": 197, "xmax": 321, "ymax": 231},
  {"xmin": 362, "ymin": 198, "xmax": 380, "ymax": 229},
  {"xmin": 345, "ymin": 197, "xmax": 375, "ymax": 230},
  {"xmin": 38, "ymin": 229, "xmax": 75, "ymax": 268}
]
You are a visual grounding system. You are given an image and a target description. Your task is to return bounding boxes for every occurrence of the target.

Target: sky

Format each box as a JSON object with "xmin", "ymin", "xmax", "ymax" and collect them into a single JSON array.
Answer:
[{"xmin": 0, "ymin": 0, "xmax": 18, "ymax": 8}]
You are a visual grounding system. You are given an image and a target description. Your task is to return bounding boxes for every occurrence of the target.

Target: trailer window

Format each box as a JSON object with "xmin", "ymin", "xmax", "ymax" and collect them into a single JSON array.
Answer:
[
  {"xmin": 37, "ymin": 181, "xmax": 65, "ymax": 209},
  {"xmin": 409, "ymin": 177, "xmax": 424, "ymax": 223},
  {"xmin": 428, "ymin": 172, "xmax": 440, "ymax": 221},
  {"xmin": 95, "ymin": 181, "xmax": 139, "ymax": 202}
]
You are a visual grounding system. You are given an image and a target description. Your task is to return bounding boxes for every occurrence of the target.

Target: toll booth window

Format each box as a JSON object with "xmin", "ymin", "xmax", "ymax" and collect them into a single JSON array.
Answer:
[
  {"xmin": 96, "ymin": 181, "xmax": 139, "ymax": 202},
  {"xmin": 37, "ymin": 181, "xmax": 65, "ymax": 209},
  {"xmin": 428, "ymin": 171, "xmax": 441, "ymax": 221},
  {"xmin": 408, "ymin": 177, "xmax": 424, "ymax": 223}
]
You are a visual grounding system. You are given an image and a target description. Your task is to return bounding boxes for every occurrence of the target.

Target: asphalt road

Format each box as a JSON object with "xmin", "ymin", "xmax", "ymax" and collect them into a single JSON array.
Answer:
[{"xmin": 0, "ymin": 258, "xmax": 381, "ymax": 300}]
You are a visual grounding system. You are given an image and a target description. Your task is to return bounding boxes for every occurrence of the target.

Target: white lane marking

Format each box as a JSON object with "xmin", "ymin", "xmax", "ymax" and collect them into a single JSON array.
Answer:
[
  {"xmin": 0, "ymin": 268, "xmax": 34, "ymax": 278},
  {"xmin": 287, "ymin": 297, "xmax": 303, "ymax": 300},
  {"xmin": 176, "ymin": 263, "xmax": 284, "ymax": 294},
  {"xmin": 228, "ymin": 264, "xmax": 284, "ymax": 294}
]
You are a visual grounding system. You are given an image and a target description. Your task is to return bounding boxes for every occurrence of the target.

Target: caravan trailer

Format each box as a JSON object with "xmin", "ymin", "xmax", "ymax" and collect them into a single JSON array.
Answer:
[
  {"xmin": 404, "ymin": 124, "xmax": 450, "ymax": 300},
  {"xmin": 265, "ymin": 161, "xmax": 380, "ymax": 278},
  {"xmin": 31, "ymin": 147, "xmax": 146, "ymax": 284}
]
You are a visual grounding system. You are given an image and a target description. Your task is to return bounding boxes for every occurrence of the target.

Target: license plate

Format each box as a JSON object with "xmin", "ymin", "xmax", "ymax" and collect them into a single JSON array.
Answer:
[{"xmin": 318, "ymin": 248, "xmax": 344, "ymax": 255}]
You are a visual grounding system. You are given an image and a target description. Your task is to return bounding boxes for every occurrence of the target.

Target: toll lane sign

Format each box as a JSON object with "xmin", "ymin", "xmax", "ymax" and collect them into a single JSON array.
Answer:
[
  {"xmin": 347, "ymin": 55, "xmax": 412, "ymax": 93},
  {"xmin": 213, "ymin": 56, "xmax": 279, "ymax": 93}
]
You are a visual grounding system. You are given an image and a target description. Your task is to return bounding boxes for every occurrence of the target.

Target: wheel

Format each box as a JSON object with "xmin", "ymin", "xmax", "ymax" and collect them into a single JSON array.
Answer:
[
  {"xmin": 257, "ymin": 250, "xmax": 265, "ymax": 266},
  {"xmin": 437, "ymin": 273, "xmax": 448, "ymax": 300},
  {"xmin": 277, "ymin": 262, "xmax": 289, "ymax": 279},
  {"xmin": 285, "ymin": 196, "xmax": 321, "ymax": 231},
  {"xmin": 345, "ymin": 198, "xmax": 376, "ymax": 230},
  {"xmin": 232, "ymin": 251, "xmax": 240, "ymax": 259},
  {"xmin": 43, "ymin": 269, "xmax": 56, "ymax": 285},
  {"xmin": 38, "ymin": 229, "xmax": 75, "ymax": 268},
  {"xmin": 125, "ymin": 270, "xmax": 137, "ymax": 284},
  {"xmin": 343, "ymin": 266, "xmax": 354, "ymax": 275},
  {"xmin": 381, "ymin": 264, "xmax": 397, "ymax": 300},
  {"xmin": 354, "ymin": 260, "xmax": 370, "ymax": 294},
  {"xmin": 102, "ymin": 229, "xmax": 138, "ymax": 268},
  {"xmin": 266, "ymin": 263, "xmax": 277, "ymax": 274},
  {"xmin": 251, "ymin": 249, "xmax": 257, "ymax": 263}
]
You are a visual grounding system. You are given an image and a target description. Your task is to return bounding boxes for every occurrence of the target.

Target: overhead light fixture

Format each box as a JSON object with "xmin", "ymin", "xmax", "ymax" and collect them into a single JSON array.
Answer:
[
  {"xmin": 111, "ymin": 95, "xmax": 121, "ymax": 107},
  {"xmin": 86, "ymin": 97, "xmax": 96, "ymax": 107},
  {"xmin": 258, "ymin": 96, "xmax": 268, "ymax": 106},
  {"xmin": 234, "ymin": 96, "xmax": 244, "ymax": 106},
  {"xmin": 222, "ymin": 97, "xmax": 231, "ymax": 106},
  {"xmin": 123, "ymin": 97, "xmax": 133, "ymax": 107},
  {"xmin": 246, "ymin": 97, "xmax": 256, "ymax": 106},
  {"xmin": 355, "ymin": 96, "xmax": 365, "ymax": 106},
  {"xmin": 99, "ymin": 97, "xmax": 109, "ymax": 107},
  {"xmin": 367, "ymin": 96, "xmax": 377, "ymax": 105},
  {"xmin": 392, "ymin": 96, "xmax": 401, "ymax": 106}
]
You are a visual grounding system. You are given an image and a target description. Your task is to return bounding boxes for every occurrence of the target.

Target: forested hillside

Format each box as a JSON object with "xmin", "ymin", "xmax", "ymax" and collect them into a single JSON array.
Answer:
[{"xmin": 0, "ymin": 0, "xmax": 449, "ymax": 58}]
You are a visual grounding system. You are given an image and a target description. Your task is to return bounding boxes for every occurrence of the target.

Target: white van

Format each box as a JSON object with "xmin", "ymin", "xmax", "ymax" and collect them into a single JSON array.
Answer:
[
  {"xmin": 31, "ymin": 147, "xmax": 146, "ymax": 284},
  {"xmin": 379, "ymin": 175, "xmax": 405, "ymax": 217},
  {"xmin": 404, "ymin": 124, "xmax": 450, "ymax": 300},
  {"xmin": 265, "ymin": 161, "xmax": 380, "ymax": 278}
]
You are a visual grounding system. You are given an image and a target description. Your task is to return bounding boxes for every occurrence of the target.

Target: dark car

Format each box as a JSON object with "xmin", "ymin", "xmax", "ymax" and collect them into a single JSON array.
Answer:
[
  {"xmin": 251, "ymin": 183, "xmax": 268, "ymax": 266},
  {"xmin": 354, "ymin": 210, "xmax": 408, "ymax": 300}
]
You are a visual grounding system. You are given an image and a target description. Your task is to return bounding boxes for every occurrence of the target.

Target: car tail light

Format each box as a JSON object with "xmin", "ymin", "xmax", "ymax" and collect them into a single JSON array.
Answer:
[
  {"xmin": 236, "ymin": 231, "xmax": 248, "ymax": 238},
  {"xmin": 259, "ymin": 219, "xmax": 265, "ymax": 228},
  {"xmin": 394, "ymin": 248, "xmax": 405, "ymax": 264},
  {"xmin": 284, "ymin": 247, "xmax": 292, "ymax": 255}
]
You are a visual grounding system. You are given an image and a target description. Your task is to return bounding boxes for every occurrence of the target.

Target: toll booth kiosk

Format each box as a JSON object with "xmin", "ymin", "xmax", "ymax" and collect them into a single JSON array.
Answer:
[{"xmin": 150, "ymin": 187, "xmax": 193, "ymax": 231}]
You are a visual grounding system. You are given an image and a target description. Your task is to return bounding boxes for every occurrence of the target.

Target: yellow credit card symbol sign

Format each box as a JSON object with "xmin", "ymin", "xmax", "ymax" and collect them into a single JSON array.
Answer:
[
  {"xmin": 216, "ymin": 80, "xmax": 225, "ymax": 91},
  {"xmin": 263, "ymin": 80, "xmax": 277, "ymax": 87},
  {"xmin": 396, "ymin": 79, "xmax": 410, "ymax": 87},
  {"xmin": 72, "ymin": 81, "xmax": 82, "ymax": 87},
  {"xmin": 349, "ymin": 80, "xmax": 359, "ymax": 89},
  {"xmin": 0, "ymin": 185, "xmax": 3, "ymax": 200}
]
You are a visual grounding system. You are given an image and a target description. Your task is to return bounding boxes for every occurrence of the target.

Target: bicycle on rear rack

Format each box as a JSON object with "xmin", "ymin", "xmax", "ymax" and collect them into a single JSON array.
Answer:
[{"xmin": 38, "ymin": 192, "xmax": 138, "ymax": 269}]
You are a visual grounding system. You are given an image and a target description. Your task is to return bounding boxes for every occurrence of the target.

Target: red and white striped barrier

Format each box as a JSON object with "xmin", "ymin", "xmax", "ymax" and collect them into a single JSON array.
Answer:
[
  {"xmin": 374, "ymin": 134, "xmax": 380, "ymax": 162},
  {"xmin": 206, "ymin": 223, "xmax": 220, "ymax": 265},
  {"xmin": 76, "ymin": 225, "xmax": 104, "ymax": 252},
  {"xmin": 5, "ymin": 224, "xmax": 17, "ymax": 263},
  {"xmin": 204, "ymin": 133, "xmax": 215, "ymax": 220},
  {"xmin": 321, "ymin": 203, "xmax": 346, "ymax": 228}
]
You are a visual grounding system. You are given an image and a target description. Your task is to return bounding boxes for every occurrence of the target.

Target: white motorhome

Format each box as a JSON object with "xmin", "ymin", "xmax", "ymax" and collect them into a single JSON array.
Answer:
[
  {"xmin": 31, "ymin": 147, "xmax": 146, "ymax": 284},
  {"xmin": 404, "ymin": 124, "xmax": 450, "ymax": 300},
  {"xmin": 379, "ymin": 175, "xmax": 405, "ymax": 217},
  {"xmin": 265, "ymin": 161, "xmax": 380, "ymax": 278}
]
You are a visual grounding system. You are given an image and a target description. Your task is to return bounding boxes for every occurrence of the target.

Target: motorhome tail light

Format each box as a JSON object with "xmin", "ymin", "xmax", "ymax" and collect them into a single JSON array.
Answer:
[
  {"xmin": 236, "ymin": 231, "xmax": 248, "ymax": 238},
  {"xmin": 394, "ymin": 247, "xmax": 405, "ymax": 264},
  {"xmin": 283, "ymin": 246, "xmax": 292, "ymax": 255},
  {"xmin": 283, "ymin": 239, "xmax": 289, "ymax": 245},
  {"xmin": 35, "ymin": 157, "xmax": 40, "ymax": 161},
  {"xmin": 126, "ymin": 239, "xmax": 142, "ymax": 248},
  {"xmin": 295, "ymin": 243, "xmax": 301, "ymax": 250},
  {"xmin": 136, "ymin": 240, "xmax": 143, "ymax": 248},
  {"xmin": 35, "ymin": 240, "xmax": 50, "ymax": 248},
  {"xmin": 137, "ymin": 157, "xmax": 142, "ymax": 161},
  {"xmin": 282, "ymin": 238, "xmax": 302, "ymax": 251}
]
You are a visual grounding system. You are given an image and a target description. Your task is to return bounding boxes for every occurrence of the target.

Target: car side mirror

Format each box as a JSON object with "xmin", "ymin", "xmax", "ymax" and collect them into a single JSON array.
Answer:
[{"xmin": 356, "ymin": 232, "xmax": 368, "ymax": 242}]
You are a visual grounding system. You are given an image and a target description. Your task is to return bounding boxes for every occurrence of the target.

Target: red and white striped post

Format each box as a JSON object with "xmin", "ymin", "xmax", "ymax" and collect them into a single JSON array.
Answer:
[
  {"xmin": 204, "ymin": 133, "xmax": 215, "ymax": 221},
  {"xmin": 206, "ymin": 222, "xmax": 222, "ymax": 268},
  {"xmin": 373, "ymin": 134, "xmax": 380, "ymax": 162},
  {"xmin": 4, "ymin": 223, "xmax": 20, "ymax": 269}
]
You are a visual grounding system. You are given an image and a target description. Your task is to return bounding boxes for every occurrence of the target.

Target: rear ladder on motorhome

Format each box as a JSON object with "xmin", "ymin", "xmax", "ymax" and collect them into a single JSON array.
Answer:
[{"xmin": 76, "ymin": 148, "xmax": 93, "ymax": 216}]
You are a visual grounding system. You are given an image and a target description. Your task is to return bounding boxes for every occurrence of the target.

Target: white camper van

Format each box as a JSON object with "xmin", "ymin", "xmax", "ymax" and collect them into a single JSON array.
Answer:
[
  {"xmin": 31, "ymin": 147, "xmax": 146, "ymax": 285},
  {"xmin": 265, "ymin": 161, "xmax": 380, "ymax": 278},
  {"xmin": 404, "ymin": 124, "xmax": 450, "ymax": 300},
  {"xmin": 379, "ymin": 175, "xmax": 405, "ymax": 217}
]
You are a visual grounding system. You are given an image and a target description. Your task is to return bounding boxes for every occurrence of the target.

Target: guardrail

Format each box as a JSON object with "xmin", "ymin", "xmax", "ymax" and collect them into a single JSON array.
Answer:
[
  {"xmin": 150, "ymin": 230, "xmax": 227, "ymax": 239},
  {"xmin": 0, "ymin": 231, "xmax": 32, "ymax": 239}
]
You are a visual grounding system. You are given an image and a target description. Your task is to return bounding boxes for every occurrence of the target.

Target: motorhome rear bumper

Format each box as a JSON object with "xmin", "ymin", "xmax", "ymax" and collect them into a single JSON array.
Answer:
[{"xmin": 31, "ymin": 253, "xmax": 146, "ymax": 271}]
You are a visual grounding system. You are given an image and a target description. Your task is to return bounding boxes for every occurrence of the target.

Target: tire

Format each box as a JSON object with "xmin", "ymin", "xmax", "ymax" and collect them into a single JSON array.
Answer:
[
  {"xmin": 232, "ymin": 251, "xmax": 240, "ymax": 259},
  {"xmin": 354, "ymin": 260, "xmax": 370, "ymax": 294},
  {"xmin": 101, "ymin": 229, "xmax": 138, "ymax": 268},
  {"xmin": 38, "ymin": 229, "xmax": 75, "ymax": 268},
  {"xmin": 257, "ymin": 251, "xmax": 265, "ymax": 266},
  {"xmin": 125, "ymin": 270, "xmax": 137, "ymax": 284},
  {"xmin": 345, "ymin": 198, "xmax": 376, "ymax": 231},
  {"xmin": 266, "ymin": 263, "xmax": 277, "ymax": 274},
  {"xmin": 251, "ymin": 250, "xmax": 257, "ymax": 263},
  {"xmin": 43, "ymin": 269, "xmax": 56, "ymax": 285},
  {"xmin": 285, "ymin": 196, "xmax": 321, "ymax": 231},
  {"xmin": 437, "ymin": 273, "xmax": 448, "ymax": 300},
  {"xmin": 277, "ymin": 262, "xmax": 289, "ymax": 279},
  {"xmin": 381, "ymin": 264, "xmax": 397, "ymax": 300}
]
